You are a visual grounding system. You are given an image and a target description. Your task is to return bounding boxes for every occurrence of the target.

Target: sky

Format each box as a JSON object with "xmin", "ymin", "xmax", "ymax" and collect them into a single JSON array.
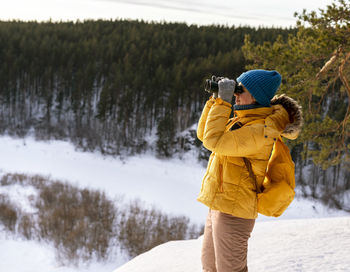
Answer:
[{"xmin": 0, "ymin": 0, "xmax": 336, "ymax": 28}]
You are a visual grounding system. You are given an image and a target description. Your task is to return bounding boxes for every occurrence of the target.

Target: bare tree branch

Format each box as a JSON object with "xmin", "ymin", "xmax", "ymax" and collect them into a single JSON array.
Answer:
[{"xmin": 316, "ymin": 46, "xmax": 343, "ymax": 79}]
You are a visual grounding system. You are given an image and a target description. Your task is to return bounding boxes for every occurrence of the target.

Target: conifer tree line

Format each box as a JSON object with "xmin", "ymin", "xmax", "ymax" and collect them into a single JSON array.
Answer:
[{"xmin": 0, "ymin": 19, "xmax": 293, "ymax": 157}]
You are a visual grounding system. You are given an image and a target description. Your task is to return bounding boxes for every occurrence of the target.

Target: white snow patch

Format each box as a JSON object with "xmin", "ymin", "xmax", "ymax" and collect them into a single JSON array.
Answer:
[
  {"xmin": 113, "ymin": 217, "xmax": 350, "ymax": 272},
  {"xmin": 0, "ymin": 184, "xmax": 38, "ymax": 214},
  {"xmin": 114, "ymin": 238, "xmax": 203, "ymax": 272},
  {"xmin": 0, "ymin": 231, "xmax": 120, "ymax": 272}
]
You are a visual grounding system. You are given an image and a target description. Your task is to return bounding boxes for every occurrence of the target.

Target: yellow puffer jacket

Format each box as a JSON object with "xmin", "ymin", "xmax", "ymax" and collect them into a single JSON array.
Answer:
[{"xmin": 197, "ymin": 95, "xmax": 303, "ymax": 219}]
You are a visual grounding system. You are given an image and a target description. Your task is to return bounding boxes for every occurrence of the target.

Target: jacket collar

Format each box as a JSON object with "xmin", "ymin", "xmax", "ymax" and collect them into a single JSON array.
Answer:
[
  {"xmin": 234, "ymin": 107, "xmax": 273, "ymax": 119},
  {"xmin": 233, "ymin": 104, "xmax": 266, "ymax": 111}
]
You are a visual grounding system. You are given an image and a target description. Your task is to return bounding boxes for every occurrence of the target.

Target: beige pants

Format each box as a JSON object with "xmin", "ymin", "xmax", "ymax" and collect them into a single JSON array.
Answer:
[{"xmin": 201, "ymin": 210, "xmax": 255, "ymax": 272}]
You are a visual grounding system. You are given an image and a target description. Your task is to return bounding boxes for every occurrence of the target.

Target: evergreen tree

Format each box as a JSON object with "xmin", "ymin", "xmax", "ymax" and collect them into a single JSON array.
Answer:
[{"xmin": 241, "ymin": 0, "xmax": 350, "ymax": 203}]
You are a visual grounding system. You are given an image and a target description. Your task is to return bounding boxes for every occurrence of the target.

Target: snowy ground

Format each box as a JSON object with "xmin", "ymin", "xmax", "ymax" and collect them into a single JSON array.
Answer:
[
  {"xmin": 0, "ymin": 231, "xmax": 120, "ymax": 272},
  {"xmin": 0, "ymin": 135, "xmax": 207, "ymax": 223},
  {"xmin": 0, "ymin": 135, "xmax": 349, "ymax": 272},
  {"xmin": 114, "ymin": 216, "xmax": 350, "ymax": 272}
]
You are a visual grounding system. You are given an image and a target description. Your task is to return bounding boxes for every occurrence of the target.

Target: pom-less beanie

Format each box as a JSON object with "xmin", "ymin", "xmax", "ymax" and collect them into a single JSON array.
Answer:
[{"xmin": 237, "ymin": 69, "xmax": 282, "ymax": 107}]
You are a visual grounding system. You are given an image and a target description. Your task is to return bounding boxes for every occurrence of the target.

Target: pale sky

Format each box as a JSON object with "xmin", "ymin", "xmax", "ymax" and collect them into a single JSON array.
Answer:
[{"xmin": 0, "ymin": 0, "xmax": 336, "ymax": 27}]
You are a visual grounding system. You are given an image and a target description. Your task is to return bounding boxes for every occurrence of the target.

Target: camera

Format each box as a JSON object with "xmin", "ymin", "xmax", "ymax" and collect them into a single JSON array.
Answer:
[{"xmin": 204, "ymin": 76, "xmax": 244, "ymax": 94}]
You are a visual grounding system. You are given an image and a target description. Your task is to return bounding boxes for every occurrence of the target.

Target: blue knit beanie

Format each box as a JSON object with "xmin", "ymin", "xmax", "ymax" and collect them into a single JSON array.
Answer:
[{"xmin": 236, "ymin": 69, "xmax": 282, "ymax": 107}]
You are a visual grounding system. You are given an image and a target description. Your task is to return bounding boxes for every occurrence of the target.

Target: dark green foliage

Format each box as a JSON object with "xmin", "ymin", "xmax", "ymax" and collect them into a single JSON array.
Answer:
[
  {"xmin": 0, "ymin": 19, "xmax": 292, "ymax": 156},
  {"xmin": 156, "ymin": 112, "xmax": 176, "ymax": 157}
]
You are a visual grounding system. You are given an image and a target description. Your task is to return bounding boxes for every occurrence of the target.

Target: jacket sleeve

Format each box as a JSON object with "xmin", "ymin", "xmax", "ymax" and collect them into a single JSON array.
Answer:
[
  {"xmin": 202, "ymin": 99, "xmax": 266, "ymax": 157},
  {"xmin": 197, "ymin": 97, "xmax": 216, "ymax": 142}
]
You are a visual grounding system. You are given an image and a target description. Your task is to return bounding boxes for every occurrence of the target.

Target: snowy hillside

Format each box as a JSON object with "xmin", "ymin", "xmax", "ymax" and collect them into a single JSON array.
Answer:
[
  {"xmin": 0, "ymin": 135, "xmax": 207, "ymax": 223},
  {"xmin": 0, "ymin": 135, "xmax": 349, "ymax": 272},
  {"xmin": 114, "ymin": 216, "xmax": 350, "ymax": 272}
]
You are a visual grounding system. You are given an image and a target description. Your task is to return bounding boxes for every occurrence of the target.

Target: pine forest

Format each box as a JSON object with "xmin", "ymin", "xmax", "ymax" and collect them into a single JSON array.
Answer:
[{"xmin": 0, "ymin": 1, "xmax": 349, "ymax": 210}]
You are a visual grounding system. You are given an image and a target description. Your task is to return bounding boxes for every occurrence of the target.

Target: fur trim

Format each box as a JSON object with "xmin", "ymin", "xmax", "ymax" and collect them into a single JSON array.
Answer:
[{"xmin": 271, "ymin": 94, "xmax": 303, "ymax": 136}]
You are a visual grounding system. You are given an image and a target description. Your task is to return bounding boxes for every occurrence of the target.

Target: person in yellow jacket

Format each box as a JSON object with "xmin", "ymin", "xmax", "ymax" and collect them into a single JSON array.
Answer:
[{"xmin": 197, "ymin": 69, "xmax": 302, "ymax": 272}]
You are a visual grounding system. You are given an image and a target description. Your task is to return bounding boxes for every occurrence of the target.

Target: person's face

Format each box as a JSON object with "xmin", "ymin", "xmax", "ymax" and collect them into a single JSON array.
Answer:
[{"xmin": 234, "ymin": 83, "xmax": 256, "ymax": 105}]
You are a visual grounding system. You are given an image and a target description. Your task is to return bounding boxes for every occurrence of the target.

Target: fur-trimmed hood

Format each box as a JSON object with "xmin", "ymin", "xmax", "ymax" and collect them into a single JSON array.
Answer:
[{"xmin": 270, "ymin": 94, "xmax": 303, "ymax": 140}]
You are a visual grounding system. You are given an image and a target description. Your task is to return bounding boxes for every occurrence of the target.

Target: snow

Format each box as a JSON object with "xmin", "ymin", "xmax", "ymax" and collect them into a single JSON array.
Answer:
[
  {"xmin": 0, "ymin": 231, "xmax": 119, "ymax": 272},
  {"xmin": 248, "ymin": 217, "xmax": 350, "ymax": 272},
  {"xmin": 0, "ymin": 184, "xmax": 38, "ymax": 214},
  {"xmin": 0, "ymin": 135, "xmax": 349, "ymax": 272},
  {"xmin": 113, "ymin": 216, "xmax": 350, "ymax": 272},
  {"xmin": 114, "ymin": 237, "xmax": 202, "ymax": 272},
  {"xmin": 0, "ymin": 135, "xmax": 207, "ymax": 223}
]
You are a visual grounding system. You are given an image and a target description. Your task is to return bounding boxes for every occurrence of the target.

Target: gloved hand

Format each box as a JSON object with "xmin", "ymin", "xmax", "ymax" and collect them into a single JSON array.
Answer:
[
  {"xmin": 211, "ymin": 76, "xmax": 224, "ymax": 98},
  {"xmin": 218, "ymin": 78, "xmax": 236, "ymax": 103}
]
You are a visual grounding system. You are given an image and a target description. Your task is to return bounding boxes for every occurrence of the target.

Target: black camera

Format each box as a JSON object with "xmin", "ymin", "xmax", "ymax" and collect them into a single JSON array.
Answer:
[{"xmin": 204, "ymin": 76, "xmax": 244, "ymax": 94}]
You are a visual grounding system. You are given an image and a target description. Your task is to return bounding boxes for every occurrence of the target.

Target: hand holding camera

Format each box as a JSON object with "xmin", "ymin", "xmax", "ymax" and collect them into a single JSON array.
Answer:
[
  {"xmin": 204, "ymin": 75, "xmax": 243, "ymax": 103},
  {"xmin": 218, "ymin": 78, "xmax": 236, "ymax": 103},
  {"xmin": 205, "ymin": 76, "xmax": 223, "ymax": 98}
]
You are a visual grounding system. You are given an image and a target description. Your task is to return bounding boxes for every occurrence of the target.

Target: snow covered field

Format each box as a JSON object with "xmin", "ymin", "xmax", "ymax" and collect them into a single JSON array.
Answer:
[
  {"xmin": 0, "ymin": 135, "xmax": 207, "ymax": 223},
  {"xmin": 114, "ymin": 216, "xmax": 350, "ymax": 272},
  {"xmin": 0, "ymin": 233, "xmax": 120, "ymax": 272},
  {"xmin": 0, "ymin": 135, "xmax": 349, "ymax": 272}
]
